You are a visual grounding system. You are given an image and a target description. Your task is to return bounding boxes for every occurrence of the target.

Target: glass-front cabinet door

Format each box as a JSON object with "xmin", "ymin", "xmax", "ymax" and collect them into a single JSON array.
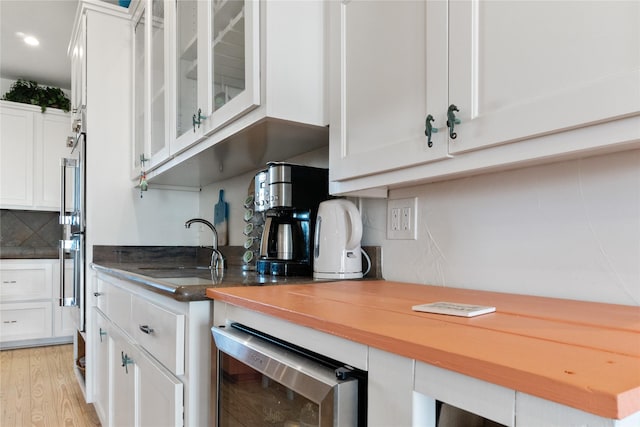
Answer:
[
  {"xmin": 70, "ymin": 14, "xmax": 86, "ymax": 116},
  {"xmin": 132, "ymin": 0, "xmax": 170, "ymax": 180},
  {"xmin": 133, "ymin": 7, "xmax": 146, "ymax": 178},
  {"xmin": 174, "ymin": 0, "xmax": 199, "ymax": 144},
  {"xmin": 150, "ymin": 0, "xmax": 167, "ymax": 162},
  {"xmin": 171, "ymin": 0, "xmax": 260, "ymax": 154}
]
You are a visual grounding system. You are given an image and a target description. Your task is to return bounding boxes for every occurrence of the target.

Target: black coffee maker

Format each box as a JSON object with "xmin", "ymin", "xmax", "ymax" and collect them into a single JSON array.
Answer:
[{"xmin": 256, "ymin": 162, "xmax": 329, "ymax": 276}]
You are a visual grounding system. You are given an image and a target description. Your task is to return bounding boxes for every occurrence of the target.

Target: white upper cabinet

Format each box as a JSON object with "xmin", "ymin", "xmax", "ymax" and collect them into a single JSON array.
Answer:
[
  {"xmin": 329, "ymin": 0, "xmax": 449, "ymax": 186},
  {"xmin": 35, "ymin": 112, "xmax": 73, "ymax": 208},
  {"xmin": 0, "ymin": 104, "xmax": 34, "ymax": 207},
  {"xmin": 70, "ymin": 14, "xmax": 86, "ymax": 115},
  {"xmin": 448, "ymin": 0, "xmax": 640, "ymax": 155},
  {"xmin": 329, "ymin": 0, "xmax": 640, "ymax": 196},
  {"xmin": 171, "ymin": 0, "xmax": 259, "ymax": 156},
  {"xmin": 0, "ymin": 101, "xmax": 71, "ymax": 210},
  {"xmin": 132, "ymin": 0, "xmax": 171, "ymax": 176},
  {"xmin": 173, "ymin": 0, "xmax": 201, "ymax": 148},
  {"xmin": 139, "ymin": 0, "xmax": 328, "ymax": 188}
]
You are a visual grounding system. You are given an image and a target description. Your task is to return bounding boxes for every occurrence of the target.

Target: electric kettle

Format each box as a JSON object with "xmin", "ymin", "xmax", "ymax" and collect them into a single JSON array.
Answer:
[{"xmin": 313, "ymin": 199, "xmax": 363, "ymax": 279}]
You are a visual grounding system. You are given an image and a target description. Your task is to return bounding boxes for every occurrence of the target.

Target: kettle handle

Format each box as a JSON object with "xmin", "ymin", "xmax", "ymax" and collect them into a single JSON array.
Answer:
[{"xmin": 344, "ymin": 200, "xmax": 363, "ymax": 250}]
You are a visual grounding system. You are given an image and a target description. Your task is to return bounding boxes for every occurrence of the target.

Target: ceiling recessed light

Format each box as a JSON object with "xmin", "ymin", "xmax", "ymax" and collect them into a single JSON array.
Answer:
[
  {"xmin": 15, "ymin": 32, "xmax": 39, "ymax": 46},
  {"xmin": 24, "ymin": 36, "xmax": 40, "ymax": 46}
]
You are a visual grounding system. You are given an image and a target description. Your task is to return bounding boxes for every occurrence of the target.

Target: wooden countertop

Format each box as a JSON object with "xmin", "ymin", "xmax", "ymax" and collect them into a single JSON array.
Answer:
[{"xmin": 206, "ymin": 280, "xmax": 640, "ymax": 420}]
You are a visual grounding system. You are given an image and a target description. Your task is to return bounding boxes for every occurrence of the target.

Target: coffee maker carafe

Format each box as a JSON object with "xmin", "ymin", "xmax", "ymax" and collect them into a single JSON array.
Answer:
[{"xmin": 257, "ymin": 162, "xmax": 329, "ymax": 276}]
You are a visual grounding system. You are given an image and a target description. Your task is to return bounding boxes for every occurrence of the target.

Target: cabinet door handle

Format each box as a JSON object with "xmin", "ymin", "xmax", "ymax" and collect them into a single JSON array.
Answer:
[
  {"xmin": 99, "ymin": 328, "xmax": 107, "ymax": 342},
  {"xmin": 121, "ymin": 351, "xmax": 134, "ymax": 374},
  {"xmin": 94, "ymin": 292, "xmax": 102, "ymax": 297},
  {"xmin": 139, "ymin": 325, "xmax": 154, "ymax": 334},
  {"xmin": 446, "ymin": 104, "xmax": 461, "ymax": 139},
  {"xmin": 424, "ymin": 114, "xmax": 438, "ymax": 148},
  {"xmin": 192, "ymin": 108, "xmax": 206, "ymax": 132}
]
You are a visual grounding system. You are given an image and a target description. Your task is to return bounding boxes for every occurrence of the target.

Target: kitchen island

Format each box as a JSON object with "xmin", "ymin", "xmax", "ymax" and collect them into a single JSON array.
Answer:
[{"xmin": 207, "ymin": 281, "xmax": 640, "ymax": 426}]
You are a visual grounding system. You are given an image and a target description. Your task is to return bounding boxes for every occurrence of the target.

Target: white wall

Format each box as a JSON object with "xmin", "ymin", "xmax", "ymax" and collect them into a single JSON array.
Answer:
[
  {"xmin": 361, "ymin": 149, "xmax": 640, "ymax": 306},
  {"xmin": 198, "ymin": 147, "xmax": 639, "ymax": 306},
  {"xmin": 90, "ymin": 186, "xmax": 199, "ymax": 247},
  {"xmin": 1, "ymin": 78, "xmax": 15, "ymax": 95},
  {"xmin": 84, "ymin": 11, "xmax": 199, "ymax": 257}
]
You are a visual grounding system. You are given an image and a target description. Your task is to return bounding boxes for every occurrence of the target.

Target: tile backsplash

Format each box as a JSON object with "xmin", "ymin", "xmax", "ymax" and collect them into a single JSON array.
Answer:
[{"xmin": 0, "ymin": 209, "xmax": 61, "ymax": 258}]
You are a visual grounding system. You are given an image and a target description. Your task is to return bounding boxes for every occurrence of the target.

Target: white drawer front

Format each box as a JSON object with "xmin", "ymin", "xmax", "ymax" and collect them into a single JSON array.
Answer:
[
  {"xmin": 0, "ymin": 264, "xmax": 52, "ymax": 301},
  {"xmin": 0, "ymin": 302, "xmax": 52, "ymax": 342},
  {"xmin": 132, "ymin": 296, "xmax": 185, "ymax": 375},
  {"xmin": 97, "ymin": 279, "xmax": 132, "ymax": 335}
]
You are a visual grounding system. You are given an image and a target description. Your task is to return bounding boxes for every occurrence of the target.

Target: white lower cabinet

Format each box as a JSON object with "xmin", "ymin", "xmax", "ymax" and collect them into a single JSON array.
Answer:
[
  {"xmin": 367, "ymin": 348, "xmax": 414, "ymax": 427},
  {"xmin": 92, "ymin": 272, "xmax": 212, "ymax": 427},
  {"xmin": 137, "ymin": 346, "xmax": 184, "ymax": 427},
  {"xmin": 106, "ymin": 318, "xmax": 183, "ymax": 427},
  {"xmin": 109, "ymin": 326, "xmax": 137, "ymax": 427},
  {"xmin": 131, "ymin": 293, "xmax": 185, "ymax": 375},
  {"xmin": 412, "ymin": 360, "xmax": 640, "ymax": 427},
  {"xmin": 214, "ymin": 301, "xmax": 639, "ymax": 427},
  {"xmin": 0, "ymin": 259, "xmax": 73, "ymax": 347},
  {"xmin": 0, "ymin": 301, "xmax": 52, "ymax": 341},
  {"xmin": 93, "ymin": 309, "xmax": 109, "ymax": 426},
  {"xmin": 414, "ymin": 360, "xmax": 515, "ymax": 427},
  {"xmin": 515, "ymin": 392, "xmax": 640, "ymax": 427}
]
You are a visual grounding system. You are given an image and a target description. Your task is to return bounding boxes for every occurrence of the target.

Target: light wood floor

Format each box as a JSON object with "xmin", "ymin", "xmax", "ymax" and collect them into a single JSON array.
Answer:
[{"xmin": 0, "ymin": 344, "xmax": 101, "ymax": 427}]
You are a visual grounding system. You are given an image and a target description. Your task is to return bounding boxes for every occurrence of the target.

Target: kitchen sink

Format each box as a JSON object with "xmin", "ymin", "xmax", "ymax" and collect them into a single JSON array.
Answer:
[
  {"xmin": 155, "ymin": 277, "xmax": 217, "ymax": 286},
  {"xmin": 134, "ymin": 265, "xmax": 218, "ymax": 280},
  {"xmin": 138, "ymin": 266, "xmax": 211, "ymax": 270}
]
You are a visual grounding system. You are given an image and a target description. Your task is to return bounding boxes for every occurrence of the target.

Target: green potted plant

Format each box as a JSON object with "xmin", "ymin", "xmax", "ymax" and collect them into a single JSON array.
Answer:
[{"xmin": 2, "ymin": 79, "xmax": 71, "ymax": 113}]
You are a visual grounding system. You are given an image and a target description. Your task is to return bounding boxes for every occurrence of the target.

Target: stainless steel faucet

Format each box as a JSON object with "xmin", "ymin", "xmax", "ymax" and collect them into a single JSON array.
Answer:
[{"xmin": 185, "ymin": 218, "xmax": 225, "ymax": 271}]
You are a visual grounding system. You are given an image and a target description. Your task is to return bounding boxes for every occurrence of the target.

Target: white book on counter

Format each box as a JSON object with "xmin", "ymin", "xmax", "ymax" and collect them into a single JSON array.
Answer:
[{"xmin": 411, "ymin": 302, "xmax": 496, "ymax": 317}]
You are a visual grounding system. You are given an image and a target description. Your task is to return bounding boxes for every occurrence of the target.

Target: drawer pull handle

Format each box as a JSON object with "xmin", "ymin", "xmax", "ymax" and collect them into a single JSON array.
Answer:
[
  {"xmin": 139, "ymin": 325, "xmax": 154, "ymax": 334},
  {"xmin": 3, "ymin": 320, "xmax": 17, "ymax": 323},
  {"xmin": 2, "ymin": 280, "xmax": 17, "ymax": 284}
]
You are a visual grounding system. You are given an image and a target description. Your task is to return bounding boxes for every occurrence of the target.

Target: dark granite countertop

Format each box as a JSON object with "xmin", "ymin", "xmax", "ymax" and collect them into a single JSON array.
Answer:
[
  {"xmin": 91, "ymin": 262, "xmax": 326, "ymax": 302},
  {"xmin": 90, "ymin": 245, "xmax": 381, "ymax": 302}
]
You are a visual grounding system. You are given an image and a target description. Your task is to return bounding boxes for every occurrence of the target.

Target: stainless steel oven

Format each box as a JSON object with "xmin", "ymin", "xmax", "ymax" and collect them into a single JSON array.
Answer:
[{"xmin": 212, "ymin": 323, "xmax": 367, "ymax": 427}]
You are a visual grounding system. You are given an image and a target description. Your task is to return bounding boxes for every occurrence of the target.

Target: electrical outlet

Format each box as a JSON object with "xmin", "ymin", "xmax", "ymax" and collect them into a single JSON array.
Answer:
[
  {"xmin": 387, "ymin": 197, "xmax": 417, "ymax": 240},
  {"xmin": 391, "ymin": 207, "xmax": 401, "ymax": 231}
]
